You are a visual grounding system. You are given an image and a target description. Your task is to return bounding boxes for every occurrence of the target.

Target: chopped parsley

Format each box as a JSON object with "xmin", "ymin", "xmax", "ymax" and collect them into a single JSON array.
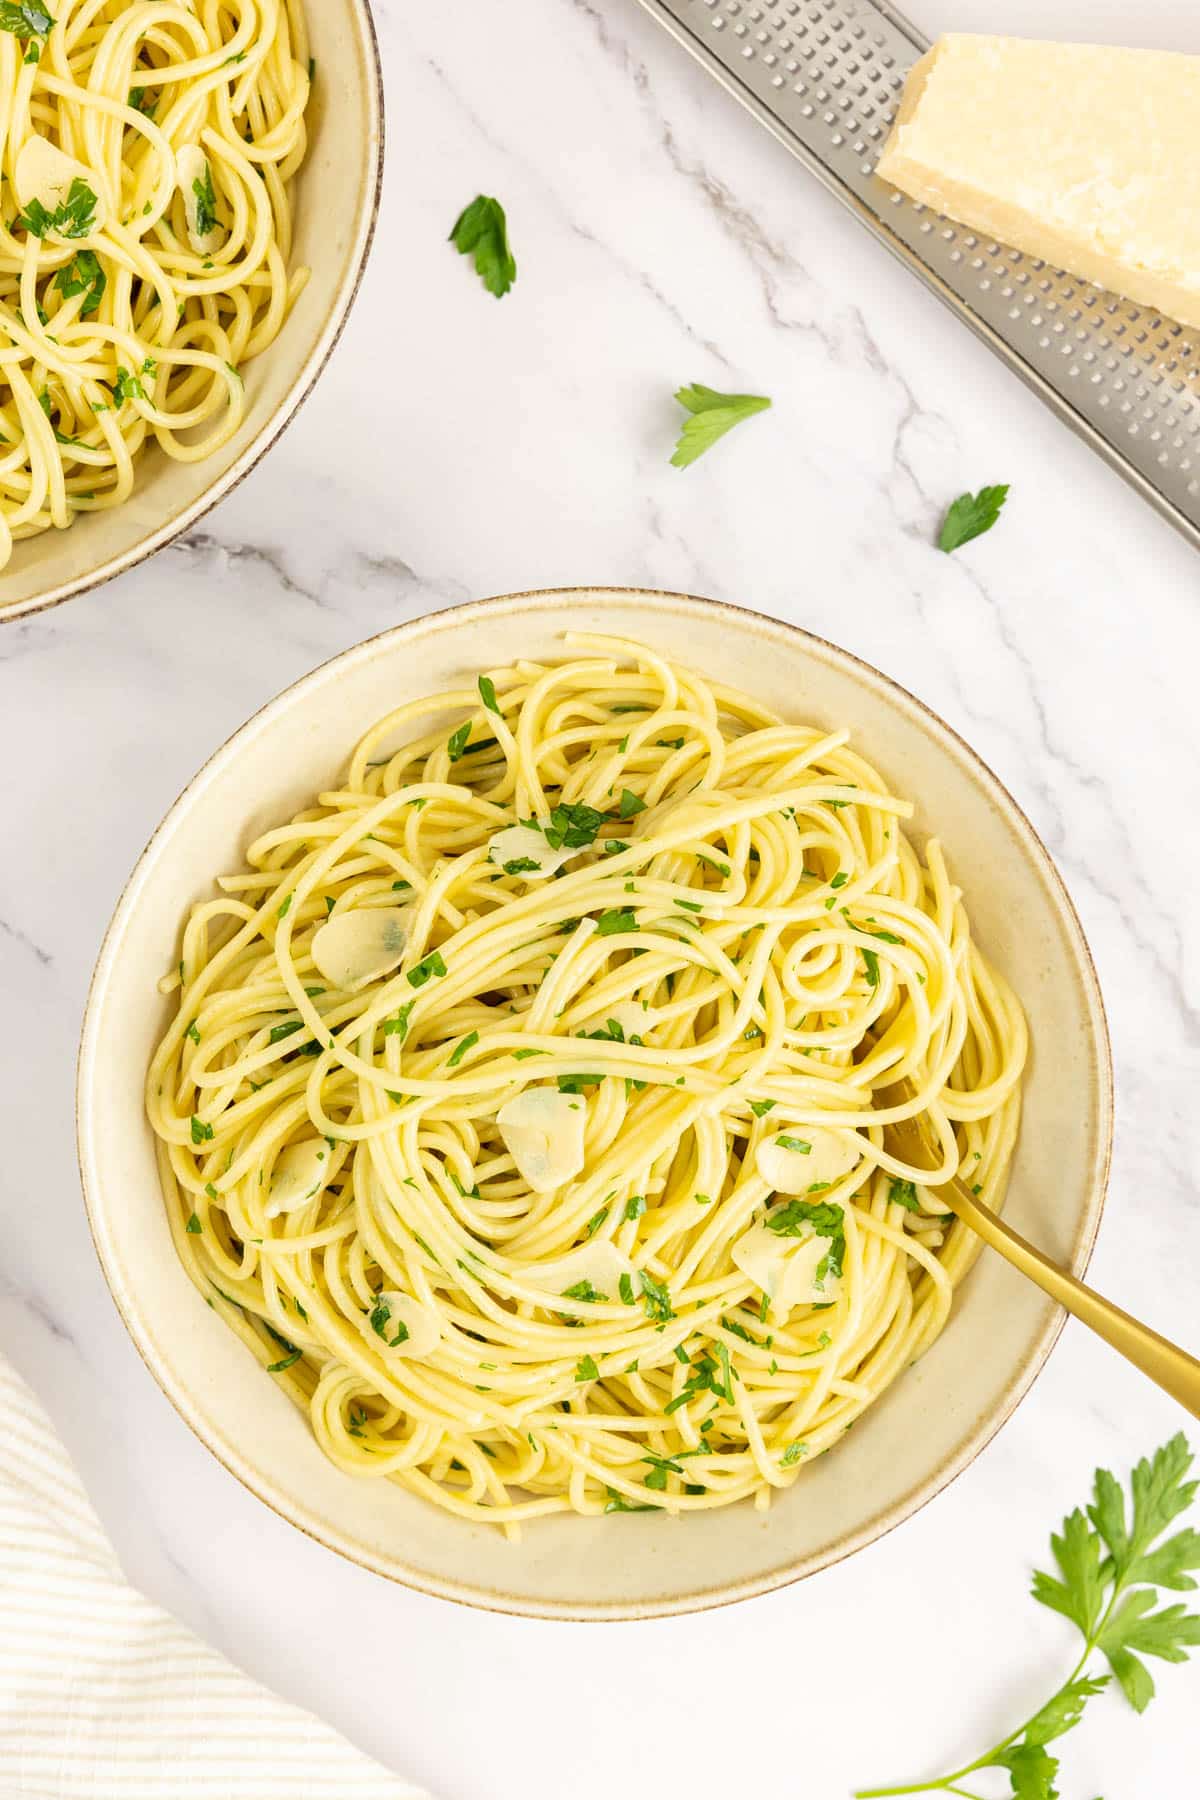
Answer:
[
  {"xmin": 21, "ymin": 176, "xmax": 97, "ymax": 240},
  {"xmin": 192, "ymin": 160, "xmax": 218, "ymax": 237},
  {"xmin": 478, "ymin": 674, "xmax": 500, "ymax": 714},
  {"xmin": 765, "ymin": 1199, "xmax": 845, "ymax": 1286},
  {"xmin": 618, "ymin": 788, "xmax": 646, "ymax": 820},
  {"xmin": 447, "ymin": 720, "xmax": 471, "ymax": 761},
  {"xmin": 574, "ymin": 1354, "xmax": 599, "ymax": 1382},
  {"xmin": 368, "ymin": 1296, "xmax": 410, "ymax": 1348},
  {"xmin": 407, "ymin": 950, "xmax": 447, "ymax": 988},
  {"xmin": 596, "ymin": 907, "xmax": 637, "ymax": 936},
  {"xmin": 185, "ymin": 1211, "xmax": 202, "ymax": 1234},
  {"xmin": 562, "ymin": 1281, "xmax": 607, "ymax": 1305},
  {"xmin": 447, "ymin": 1030, "xmax": 478, "ymax": 1067},
  {"xmin": 624, "ymin": 1194, "xmax": 647, "ymax": 1221},
  {"xmin": 55, "ymin": 249, "xmax": 105, "ymax": 317},
  {"xmin": 889, "ymin": 1178, "xmax": 921, "ymax": 1212},
  {"xmin": 383, "ymin": 1000, "xmax": 415, "ymax": 1039},
  {"xmin": 775, "ymin": 1134, "xmax": 812, "ymax": 1153},
  {"xmin": 750, "ymin": 1098, "xmax": 776, "ymax": 1118},
  {"xmin": 190, "ymin": 1115, "xmax": 213, "ymax": 1144},
  {"xmin": 544, "ymin": 801, "xmax": 607, "ymax": 850}
]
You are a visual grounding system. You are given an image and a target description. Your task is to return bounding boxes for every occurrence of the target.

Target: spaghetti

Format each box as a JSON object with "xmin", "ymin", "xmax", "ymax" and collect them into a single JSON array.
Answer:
[
  {"xmin": 0, "ymin": 0, "xmax": 311, "ymax": 572},
  {"xmin": 147, "ymin": 637, "xmax": 1027, "ymax": 1530}
]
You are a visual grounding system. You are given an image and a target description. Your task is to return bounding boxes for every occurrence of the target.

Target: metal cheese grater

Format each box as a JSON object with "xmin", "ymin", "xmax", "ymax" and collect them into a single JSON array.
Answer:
[{"xmin": 633, "ymin": 0, "xmax": 1200, "ymax": 551}]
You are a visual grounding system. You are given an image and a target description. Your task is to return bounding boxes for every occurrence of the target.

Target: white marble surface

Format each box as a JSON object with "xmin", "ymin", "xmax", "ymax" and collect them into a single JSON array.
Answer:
[{"xmin": 3, "ymin": 0, "xmax": 1200, "ymax": 1793}]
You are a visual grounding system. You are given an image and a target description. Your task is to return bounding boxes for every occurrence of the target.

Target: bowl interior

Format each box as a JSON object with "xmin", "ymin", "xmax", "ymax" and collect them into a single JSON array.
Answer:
[
  {"xmin": 78, "ymin": 590, "xmax": 1111, "ymax": 1618},
  {"xmin": 1, "ymin": 0, "xmax": 381, "ymax": 623}
]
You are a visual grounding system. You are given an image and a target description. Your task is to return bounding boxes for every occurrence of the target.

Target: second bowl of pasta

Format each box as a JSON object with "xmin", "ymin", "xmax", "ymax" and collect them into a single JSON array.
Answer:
[{"xmin": 0, "ymin": 0, "xmax": 382, "ymax": 620}]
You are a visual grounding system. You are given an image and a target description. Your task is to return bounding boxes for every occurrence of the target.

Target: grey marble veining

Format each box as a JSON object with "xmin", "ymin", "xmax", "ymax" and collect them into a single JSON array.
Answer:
[{"xmin": 2, "ymin": 1, "xmax": 1199, "ymax": 1795}]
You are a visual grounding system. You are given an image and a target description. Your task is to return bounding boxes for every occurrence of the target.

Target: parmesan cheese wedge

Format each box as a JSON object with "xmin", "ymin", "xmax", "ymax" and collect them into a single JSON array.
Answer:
[{"xmin": 877, "ymin": 35, "xmax": 1200, "ymax": 332}]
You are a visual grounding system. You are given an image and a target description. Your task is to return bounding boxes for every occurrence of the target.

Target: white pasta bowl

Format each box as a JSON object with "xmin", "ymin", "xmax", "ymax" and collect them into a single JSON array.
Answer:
[
  {"xmin": 1, "ymin": 0, "xmax": 383, "ymax": 624},
  {"xmin": 77, "ymin": 589, "xmax": 1112, "ymax": 1618}
]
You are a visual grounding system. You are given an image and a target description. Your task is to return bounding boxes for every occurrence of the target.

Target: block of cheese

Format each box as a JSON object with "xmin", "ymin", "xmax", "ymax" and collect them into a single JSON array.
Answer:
[{"xmin": 877, "ymin": 34, "xmax": 1200, "ymax": 331}]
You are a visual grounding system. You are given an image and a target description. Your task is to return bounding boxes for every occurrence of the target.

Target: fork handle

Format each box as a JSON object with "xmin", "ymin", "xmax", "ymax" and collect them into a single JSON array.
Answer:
[{"xmin": 950, "ymin": 1183, "xmax": 1200, "ymax": 1418}]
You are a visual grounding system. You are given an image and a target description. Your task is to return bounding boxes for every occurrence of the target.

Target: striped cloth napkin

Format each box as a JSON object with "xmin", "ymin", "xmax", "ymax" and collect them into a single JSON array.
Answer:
[{"xmin": 0, "ymin": 1354, "xmax": 427, "ymax": 1798}]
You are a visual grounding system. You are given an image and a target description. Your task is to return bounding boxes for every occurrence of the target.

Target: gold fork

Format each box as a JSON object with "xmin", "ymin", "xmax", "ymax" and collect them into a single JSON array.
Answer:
[{"xmin": 875, "ymin": 1065, "xmax": 1200, "ymax": 1418}]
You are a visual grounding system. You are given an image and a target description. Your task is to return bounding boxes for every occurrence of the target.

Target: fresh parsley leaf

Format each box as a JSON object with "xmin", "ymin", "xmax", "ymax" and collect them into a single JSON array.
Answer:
[
  {"xmin": 889, "ymin": 1177, "xmax": 921, "ymax": 1211},
  {"xmin": 749, "ymin": 1098, "xmax": 776, "ymax": 1118},
  {"xmin": 670, "ymin": 382, "xmax": 771, "ymax": 469},
  {"xmin": 618, "ymin": 788, "xmax": 645, "ymax": 820},
  {"xmin": 190, "ymin": 1115, "xmax": 213, "ymax": 1144},
  {"xmin": 575, "ymin": 1354, "xmax": 599, "ymax": 1382},
  {"xmin": 938, "ymin": 483, "xmax": 1010, "ymax": 553},
  {"xmin": 185, "ymin": 1211, "xmax": 202, "ymax": 1234},
  {"xmin": 447, "ymin": 720, "xmax": 471, "ymax": 761},
  {"xmin": 478, "ymin": 674, "xmax": 500, "ymax": 714},
  {"xmin": 448, "ymin": 194, "xmax": 516, "ymax": 298}
]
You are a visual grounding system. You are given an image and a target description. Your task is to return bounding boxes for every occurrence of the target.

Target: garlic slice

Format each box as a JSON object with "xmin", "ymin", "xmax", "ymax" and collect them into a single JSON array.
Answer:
[
  {"xmin": 310, "ymin": 906, "xmax": 409, "ymax": 990},
  {"xmin": 581, "ymin": 999, "xmax": 652, "ymax": 1041},
  {"xmin": 365, "ymin": 1290, "xmax": 441, "ymax": 1359},
  {"xmin": 266, "ymin": 1137, "xmax": 332, "ymax": 1218},
  {"xmin": 176, "ymin": 144, "xmax": 220, "ymax": 252},
  {"xmin": 526, "ymin": 1239, "xmax": 635, "ymax": 1306},
  {"xmin": 732, "ymin": 1216, "xmax": 844, "ymax": 1313},
  {"xmin": 496, "ymin": 1088, "xmax": 586, "ymax": 1192},
  {"xmin": 488, "ymin": 823, "xmax": 571, "ymax": 880},
  {"xmin": 14, "ymin": 137, "xmax": 106, "ymax": 240},
  {"xmin": 756, "ymin": 1125, "xmax": 862, "ymax": 1195}
]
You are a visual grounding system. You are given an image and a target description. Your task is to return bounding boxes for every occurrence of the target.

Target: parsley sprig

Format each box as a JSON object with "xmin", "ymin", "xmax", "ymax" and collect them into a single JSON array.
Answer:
[
  {"xmin": 855, "ymin": 1435, "xmax": 1200, "ymax": 1800},
  {"xmin": 449, "ymin": 194, "xmax": 516, "ymax": 298},
  {"xmin": 670, "ymin": 382, "xmax": 771, "ymax": 469}
]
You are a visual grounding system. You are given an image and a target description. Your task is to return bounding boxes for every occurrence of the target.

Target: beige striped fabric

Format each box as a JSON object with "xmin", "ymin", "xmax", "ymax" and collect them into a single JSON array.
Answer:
[{"xmin": 0, "ymin": 1356, "xmax": 427, "ymax": 1798}]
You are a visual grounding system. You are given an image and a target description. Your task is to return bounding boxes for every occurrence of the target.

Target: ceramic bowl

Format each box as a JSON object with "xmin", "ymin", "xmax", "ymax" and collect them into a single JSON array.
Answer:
[
  {"xmin": 77, "ymin": 589, "xmax": 1112, "ymax": 1618},
  {"xmin": 1, "ymin": 0, "xmax": 384, "ymax": 624}
]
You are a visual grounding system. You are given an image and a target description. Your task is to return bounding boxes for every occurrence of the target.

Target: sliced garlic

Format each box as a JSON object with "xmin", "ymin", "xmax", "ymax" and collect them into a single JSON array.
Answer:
[
  {"xmin": 14, "ymin": 137, "xmax": 107, "ymax": 240},
  {"xmin": 176, "ymin": 144, "xmax": 220, "ymax": 252},
  {"xmin": 365, "ymin": 1290, "xmax": 441, "ymax": 1359},
  {"xmin": 266, "ymin": 1138, "xmax": 332, "ymax": 1218},
  {"xmin": 756, "ymin": 1125, "xmax": 862, "ymax": 1195},
  {"xmin": 526, "ymin": 1239, "xmax": 635, "ymax": 1306},
  {"xmin": 310, "ymin": 906, "xmax": 409, "ymax": 990},
  {"xmin": 496, "ymin": 1087, "xmax": 586, "ymax": 1192},
  {"xmin": 488, "ymin": 823, "xmax": 570, "ymax": 880},
  {"xmin": 732, "ymin": 1216, "xmax": 844, "ymax": 1313}
]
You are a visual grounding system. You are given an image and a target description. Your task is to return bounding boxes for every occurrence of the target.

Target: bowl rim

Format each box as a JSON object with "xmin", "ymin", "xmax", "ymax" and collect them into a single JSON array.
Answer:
[
  {"xmin": 1, "ymin": 0, "xmax": 386, "ymax": 627},
  {"xmin": 76, "ymin": 586, "xmax": 1114, "ymax": 1620}
]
